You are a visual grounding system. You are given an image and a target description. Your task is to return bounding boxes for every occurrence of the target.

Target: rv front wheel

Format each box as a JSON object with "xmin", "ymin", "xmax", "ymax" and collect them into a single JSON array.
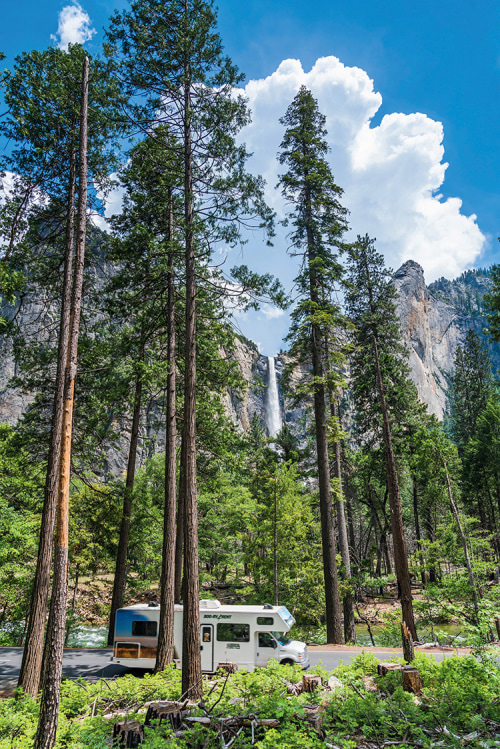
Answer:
[{"xmin": 280, "ymin": 658, "xmax": 294, "ymax": 666}]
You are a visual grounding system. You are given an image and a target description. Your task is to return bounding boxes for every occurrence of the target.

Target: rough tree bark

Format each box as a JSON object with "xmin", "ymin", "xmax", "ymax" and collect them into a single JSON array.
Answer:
[
  {"xmin": 34, "ymin": 56, "xmax": 88, "ymax": 749},
  {"xmin": 174, "ymin": 434, "xmax": 185, "ymax": 604},
  {"xmin": 307, "ymin": 243, "xmax": 343, "ymax": 641},
  {"xmin": 156, "ymin": 192, "xmax": 177, "ymax": 671},
  {"xmin": 332, "ymin": 402, "xmax": 356, "ymax": 643},
  {"xmin": 107, "ymin": 360, "xmax": 144, "ymax": 647},
  {"xmin": 180, "ymin": 10, "xmax": 202, "ymax": 695},
  {"xmin": 17, "ymin": 146, "xmax": 76, "ymax": 697},
  {"xmin": 372, "ymin": 333, "xmax": 417, "ymax": 640}
]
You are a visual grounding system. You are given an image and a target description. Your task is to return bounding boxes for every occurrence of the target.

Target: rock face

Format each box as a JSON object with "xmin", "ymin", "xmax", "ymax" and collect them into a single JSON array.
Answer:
[
  {"xmin": 393, "ymin": 261, "xmax": 498, "ymax": 419},
  {"xmin": 1, "ymin": 258, "xmax": 498, "ymax": 456},
  {"xmin": 221, "ymin": 343, "xmax": 303, "ymax": 438},
  {"xmin": 0, "ymin": 290, "xmax": 52, "ymax": 426}
]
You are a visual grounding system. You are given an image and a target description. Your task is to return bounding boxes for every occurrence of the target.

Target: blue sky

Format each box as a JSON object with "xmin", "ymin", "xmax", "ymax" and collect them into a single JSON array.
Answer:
[{"xmin": 2, "ymin": 0, "xmax": 499, "ymax": 354}]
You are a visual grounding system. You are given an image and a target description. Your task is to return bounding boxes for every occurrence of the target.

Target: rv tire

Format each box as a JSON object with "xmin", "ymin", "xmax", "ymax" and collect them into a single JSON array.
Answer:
[{"xmin": 280, "ymin": 659, "xmax": 294, "ymax": 666}]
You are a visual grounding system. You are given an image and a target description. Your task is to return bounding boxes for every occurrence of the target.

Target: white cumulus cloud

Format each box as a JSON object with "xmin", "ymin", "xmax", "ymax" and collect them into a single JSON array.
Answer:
[
  {"xmin": 51, "ymin": 3, "xmax": 96, "ymax": 51},
  {"xmin": 261, "ymin": 304, "xmax": 285, "ymax": 320},
  {"xmin": 239, "ymin": 56, "xmax": 485, "ymax": 283},
  {"xmin": 91, "ymin": 174, "xmax": 124, "ymax": 232}
]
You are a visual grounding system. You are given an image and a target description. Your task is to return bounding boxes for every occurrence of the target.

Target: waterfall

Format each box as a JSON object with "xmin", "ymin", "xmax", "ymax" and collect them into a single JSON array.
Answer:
[{"xmin": 266, "ymin": 356, "xmax": 282, "ymax": 438}]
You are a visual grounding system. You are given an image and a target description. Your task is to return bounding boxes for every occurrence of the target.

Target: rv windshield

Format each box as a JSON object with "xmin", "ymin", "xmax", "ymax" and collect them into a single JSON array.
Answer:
[{"xmin": 272, "ymin": 631, "xmax": 291, "ymax": 646}]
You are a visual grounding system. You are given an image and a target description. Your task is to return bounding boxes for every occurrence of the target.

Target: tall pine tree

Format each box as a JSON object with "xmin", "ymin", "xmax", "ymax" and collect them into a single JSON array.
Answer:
[
  {"xmin": 277, "ymin": 86, "xmax": 349, "ymax": 644},
  {"xmin": 106, "ymin": 0, "xmax": 273, "ymax": 693},
  {"xmin": 346, "ymin": 234, "xmax": 418, "ymax": 640}
]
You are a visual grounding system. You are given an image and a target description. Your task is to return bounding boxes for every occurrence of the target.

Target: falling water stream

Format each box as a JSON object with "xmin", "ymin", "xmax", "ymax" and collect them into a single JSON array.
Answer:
[{"xmin": 266, "ymin": 356, "xmax": 282, "ymax": 438}]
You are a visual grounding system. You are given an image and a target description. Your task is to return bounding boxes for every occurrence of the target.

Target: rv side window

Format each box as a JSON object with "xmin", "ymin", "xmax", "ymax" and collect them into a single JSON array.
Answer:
[
  {"xmin": 217, "ymin": 623, "xmax": 250, "ymax": 642},
  {"xmin": 131, "ymin": 620, "xmax": 157, "ymax": 637},
  {"xmin": 257, "ymin": 617, "xmax": 274, "ymax": 626}
]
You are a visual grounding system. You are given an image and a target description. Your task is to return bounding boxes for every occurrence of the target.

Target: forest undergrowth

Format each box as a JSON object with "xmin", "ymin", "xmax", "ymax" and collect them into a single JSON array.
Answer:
[{"xmin": 2, "ymin": 652, "xmax": 500, "ymax": 748}]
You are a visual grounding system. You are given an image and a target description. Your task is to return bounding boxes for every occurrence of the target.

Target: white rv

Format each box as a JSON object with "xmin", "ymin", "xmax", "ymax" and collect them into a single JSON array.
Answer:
[{"xmin": 111, "ymin": 599, "xmax": 310, "ymax": 672}]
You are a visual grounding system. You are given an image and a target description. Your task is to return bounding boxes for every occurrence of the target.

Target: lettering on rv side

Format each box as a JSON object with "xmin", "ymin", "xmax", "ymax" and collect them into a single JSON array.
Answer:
[{"xmin": 203, "ymin": 614, "xmax": 232, "ymax": 620}]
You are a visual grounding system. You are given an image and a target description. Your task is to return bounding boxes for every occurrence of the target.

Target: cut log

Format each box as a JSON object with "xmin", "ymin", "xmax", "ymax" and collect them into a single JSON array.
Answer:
[
  {"xmin": 185, "ymin": 716, "xmax": 280, "ymax": 728},
  {"xmin": 225, "ymin": 717, "xmax": 280, "ymax": 728},
  {"xmin": 302, "ymin": 674, "xmax": 322, "ymax": 693},
  {"xmin": 112, "ymin": 720, "xmax": 144, "ymax": 747},
  {"xmin": 144, "ymin": 700, "xmax": 189, "ymax": 730},
  {"xmin": 402, "ymin": 666, "xmax": 423, "ymax": 695},
  {"xmin": 217, "ymin": 661, "xmax": 238, "ymax": 673},
  {"xmin": 401, "ymin": 621, "xmax": 415, "ymax": 663},
  {"xmin": 285, "ymin": 680, "xmax": 303, "ymax": 696},
  {"xmin": 377, "ymin": 662, "xmax": 402, "ymax": 676}
]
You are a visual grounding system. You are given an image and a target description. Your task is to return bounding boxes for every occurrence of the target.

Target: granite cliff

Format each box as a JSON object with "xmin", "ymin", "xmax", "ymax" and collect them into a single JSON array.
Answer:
[
  {"xmin": 1, "ymin": 260, "xmax": 498, "ymax": 456},
  {"xmin": 393, "ymin": 261, "xmax": 497, "ymax": 419}
]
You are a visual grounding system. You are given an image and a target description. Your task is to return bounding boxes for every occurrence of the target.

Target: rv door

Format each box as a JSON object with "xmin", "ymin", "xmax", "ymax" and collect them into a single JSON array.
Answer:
[
  {"xmin": 200, "ymin": 624, "xmax": 214, "ymax": 672},
  {"xmin": 255, "ymin": 631, "xmax": 278, "ymax": 667}
]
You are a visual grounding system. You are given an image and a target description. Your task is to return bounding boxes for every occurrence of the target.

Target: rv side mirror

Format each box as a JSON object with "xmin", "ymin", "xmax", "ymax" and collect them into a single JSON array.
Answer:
[{"xmin": 272, "ymin": 639, "xmax": 278, "ymax": 649}]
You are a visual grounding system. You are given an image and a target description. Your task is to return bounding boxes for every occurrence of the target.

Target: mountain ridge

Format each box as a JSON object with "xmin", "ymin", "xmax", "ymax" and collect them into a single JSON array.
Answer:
[{"xmin": 1, "ymin": 259, "xmax": 498, "ymax": 464}]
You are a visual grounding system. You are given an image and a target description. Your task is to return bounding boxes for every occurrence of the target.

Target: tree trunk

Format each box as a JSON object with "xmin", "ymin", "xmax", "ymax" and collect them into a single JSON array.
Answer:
[
  {"xmin": 484, "ymin": 482, "xmax": 500, "ymax": 562},
  {"xmin": 156, "ymin": 196, "xmax": 177, "ymax": 672},
  {"xmin": 375, "ymin": 524, "xmax": 383, "ymax": 577},
  {"xmin": 424, "ymin": 503, "xmax": 437, "ymax": 583},
  {"xmin": 17, "ymin": 145, "xmax": 77, "ymax": 697},
  {"xmin": 440, "ymin": 453, "xmax": 480, "ymax": 623},
  {"xmin": 412, "ymin": 473, "xmax": 426, "ymax": 586},
  {"xmin": 34, "ymin": 56, "xmax": 88, "ymax": 749},
  {"xmin": 311, "ymin": 328, "xmax": 343, "ymax": 642},
  {"xmin": 174, "ymin": 435, "xmax": 185, "ymax": 605},
  {"xmin": 301, "ymin": 158, "xmax": 342, "ymax": 643},
  {"xmin": 401, "ymin": 621, "xmax": 415, "ymax": 663},
  {"xmin": 274, "ymin": 471, "xmax": 278, "ymax": 606},
  {"xmin": 343, "ymin": 477, "xmax": 357, "ymax": 560},
  {"xmin": 372, "ymin": 333, "xmax": 417, "ymax": 640},
  {"xmin": 107, "ymin": 362, "xmax": 143, "ymax": 646},
  {"xmin": 332, "ymin": 404, "xmax": 355, "ymax": 642},
  {"xmin": 181, "ymin": 16, "xmax": 202, "ymax": 697}
]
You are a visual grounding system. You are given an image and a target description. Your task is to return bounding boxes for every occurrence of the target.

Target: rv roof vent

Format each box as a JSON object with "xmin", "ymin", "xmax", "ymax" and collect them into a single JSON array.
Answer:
[
  {"xmin": 148, "ymin": 601, "xmax": 160, "ymax": 607},
  {"xmin": 200, "ymin": 599, "xmax": 221, "ymax": 609},
  {"xmin": 263, "ymin": 603, "xmax": 274, "ymax": 610}
]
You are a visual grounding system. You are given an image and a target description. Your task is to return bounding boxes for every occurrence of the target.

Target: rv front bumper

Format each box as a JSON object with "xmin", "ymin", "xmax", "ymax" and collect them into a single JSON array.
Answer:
[{"xmin": 299, "ymin": 654, "xmax": 310, "ymax": 669}]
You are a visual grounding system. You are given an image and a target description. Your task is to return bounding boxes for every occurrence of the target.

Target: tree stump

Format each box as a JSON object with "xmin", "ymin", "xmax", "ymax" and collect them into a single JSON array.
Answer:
[
  {"xmin": 112, "ymin": 720, "xmax": 144, "ymax": 747},
  {"xmin": 401, "ymin": 621, "xmax": 415, "ymax": 663},
  {"xmin": 377, "ymin": 662, "xmax": 402, "ymax": 676},
  {"xmin": 217, "ymin": 661, "xmax": 238, "ymax": 673},
  {"xmin": 302, "ymin": 674, "xmax": 322, "ymax": 693},
  {"xmin": 402, "ymin": 666, "xmax": 423, "ymax": 695},
  {"xmin": 144, "ymin": 700, "xmax": 189, "ymax": 730},
  {"xmin": 302, "ymin": 704, "xmax": 326, "ymax": 734}
]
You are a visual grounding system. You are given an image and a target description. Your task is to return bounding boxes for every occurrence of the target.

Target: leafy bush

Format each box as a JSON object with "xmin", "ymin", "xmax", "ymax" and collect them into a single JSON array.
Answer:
[{"xmin": 3, "ymin": 652, "xmax": 500, "ymax": 748}]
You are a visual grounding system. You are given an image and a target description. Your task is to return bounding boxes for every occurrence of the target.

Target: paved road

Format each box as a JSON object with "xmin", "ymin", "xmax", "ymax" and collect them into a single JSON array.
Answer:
[
  {"xmin": 308, "ymin": 647, "xmax": 454, "ymax": 670},
  {"xmin": 1, "ymin": 646, "xmax": 457, "ymax": 693},
  {"xmin": 0, "ymin": 648, "xmax": 127, "ymax": 693}
]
